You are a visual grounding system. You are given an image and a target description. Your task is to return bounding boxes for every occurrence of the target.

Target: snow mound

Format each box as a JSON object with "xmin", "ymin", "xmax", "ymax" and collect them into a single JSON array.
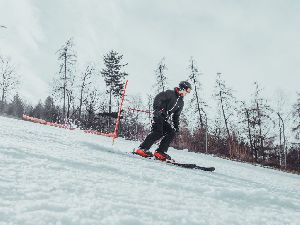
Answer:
[{"xmin": 0, "ymin": 116, "xmax": 299, "ymax": 225}]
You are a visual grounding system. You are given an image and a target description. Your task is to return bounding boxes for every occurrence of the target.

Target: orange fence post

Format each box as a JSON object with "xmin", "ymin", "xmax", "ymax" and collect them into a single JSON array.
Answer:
[{"xmin": 112, "ymin": 80, "xmax": 128, "ymax": 144}]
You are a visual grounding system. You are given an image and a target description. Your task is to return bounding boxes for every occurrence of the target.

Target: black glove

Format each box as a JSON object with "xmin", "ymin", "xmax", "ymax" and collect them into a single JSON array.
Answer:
[{"xmin": 173, "ymin": 126, "xmax": 179, "ymax": 133}]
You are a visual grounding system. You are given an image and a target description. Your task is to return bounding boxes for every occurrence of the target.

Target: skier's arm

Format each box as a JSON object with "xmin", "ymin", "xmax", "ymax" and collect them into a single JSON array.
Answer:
[
  {"xmin": 172, "ymin": 107, "xmax": 182, "ymax": 132},
  {"xmin": 153, "ymin": 91, "xmax": 169, "ymax": 118}
]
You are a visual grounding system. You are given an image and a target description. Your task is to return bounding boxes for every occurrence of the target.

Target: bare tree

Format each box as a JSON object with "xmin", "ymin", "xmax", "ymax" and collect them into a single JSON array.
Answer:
[
  {"xmin": 0, "ymin": 56, "xmax": 19, "ymax": 112},
  {"xmin": 277, "ymin": 112, "xmax": 287, "ymax": 168},
  {"xmin": 273, "ymin": 90, "xmax": 290, "ymax": 168},
  {"xmin": 147, "ymin": 94, "xmax": 153, "ymax": 123},
  {"xmin": 214, "ymin": 72, "xmax": 236, "ymax": 157},
  {"xmin": 78, "ymin": 64, "xmax": 94, "ymax": 120},
  {"xmin": 247, "ymin": 82, "xmax": 274, "ymax": 162},
  {"xmin": 127, "ymin": 95, "xmax": 144, "ymax": 140},
  {"xmin": 188, "ymin": 57, "xmax": 205, "ymax": 128},
  {"xmin": 83, "ymin": 88, "xmax": 100, "ymax": 130},
  {"xmin": 292, "ymin": 93, "xmax": 300, "ymax": 139},
  {"xmin": 240, "ymin": 101, "xmax": 255, "ymax": 161},
  {"xmin": 154, "ymin": 57, "xmax": 168, "ymax": 94},
  {"xmin": 120, "ymin": 95, "xmax": 148, "ymax": 140},
  {"xmin": 55, "ymin": 38, "xmax": 77, "ymax": 120}
]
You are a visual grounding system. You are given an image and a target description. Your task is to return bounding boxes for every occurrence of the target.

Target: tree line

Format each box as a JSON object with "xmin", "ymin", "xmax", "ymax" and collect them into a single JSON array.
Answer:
[{"xmin": 1, "ymin": 38, "xmax": 300, "ymax": 173}]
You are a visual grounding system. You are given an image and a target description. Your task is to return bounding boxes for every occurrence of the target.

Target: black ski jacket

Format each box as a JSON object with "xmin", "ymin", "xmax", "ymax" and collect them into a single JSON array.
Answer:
[{"xmin": 153, "ymin": 88, "xmax": 184, "ymax": 128}]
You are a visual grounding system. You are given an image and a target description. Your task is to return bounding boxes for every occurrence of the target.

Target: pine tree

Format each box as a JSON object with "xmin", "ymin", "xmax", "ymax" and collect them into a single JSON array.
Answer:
[
  {"xmin": 7, "ymin": 93, "xmax": 24, "ymax": 118},
  {"xmin": 32, "ymin": 101, "xmax": 44, "ymax": 119},
  {"xmin": 101, "ymin": 50, "xmax": 128, "ymax": 114},
  {"xmin": 43, "ymin": 96, "xmax": 59, "ymax": 122}
]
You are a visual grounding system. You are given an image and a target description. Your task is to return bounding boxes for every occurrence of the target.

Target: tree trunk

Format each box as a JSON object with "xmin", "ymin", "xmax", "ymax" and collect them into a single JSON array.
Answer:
[
  {"xmin": 256, "ymin": 102, "xmax": 264, "ymax": 160},
  {"xmin": 67, "ymin": 92, "xmax": 70, "ymax": 120},
  {"xmin": 279, "ymin": 115, "xmax": 282, "ymax": 166},
  {"xmin": 109, "ymin": 89, "xmax": 112, "ymax": 114},
  {"xmin": 245, "ymin": 108, "xmax": 254, "ymax": 161},
  {"xmin": 159, "ymin": 65, "xmax": 165, "ymax": 92},
  {"xmin": 78, "ymin": 80, "xmax": 85, "ymax": 121},
  {"xmin": 108, "ymin": 89, "xmax": 112, "ymax": 128},
  {"xmin": 0, "ymin": 88, "xmax": 5, "ymax": 112},
  {"xmin": 194, "ymin": 85, "xmax": 204, "ymax": 128},
  {"xmin": 63, "ymin": 51, "xmax": 67, "ymax": 120},
  {"xmin": 298, "ymin": 148, "xmax": 300, "ymax": 172},
  {"xmin": 219, "ymin": 90, "xmax": 232, "ymax": 156},
  {"xmin": 190, "ymin": 61, "xmax": 204, "ymax": 128},
  {"xmin": 277, "ymin": 112, "xmax": 286, "ymax": 168},
  {"xmin": 1, "ymin": 88, "xmax": 4, "ymax": 103},
  {"xmin": 78, "ymin": 90, "xmax": 83, "ymax": 120}
]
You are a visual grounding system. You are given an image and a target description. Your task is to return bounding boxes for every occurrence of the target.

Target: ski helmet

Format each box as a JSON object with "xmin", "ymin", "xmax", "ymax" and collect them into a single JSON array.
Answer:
[{"xmin": 179, "ymin": 81, "xmax": 192, "ymax": 91}]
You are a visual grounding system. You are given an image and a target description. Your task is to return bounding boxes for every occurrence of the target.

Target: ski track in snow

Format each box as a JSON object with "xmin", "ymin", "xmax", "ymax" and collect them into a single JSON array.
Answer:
[{"xmin": 0, "ymin": 116, "xmax": 300, "ymax": 225}]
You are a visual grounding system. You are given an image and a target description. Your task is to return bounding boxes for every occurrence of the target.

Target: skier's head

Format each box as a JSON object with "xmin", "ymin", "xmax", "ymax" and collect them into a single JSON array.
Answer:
[{"xmin": 178, "ymin": 81, "xmax": 192, "ymax": 96}]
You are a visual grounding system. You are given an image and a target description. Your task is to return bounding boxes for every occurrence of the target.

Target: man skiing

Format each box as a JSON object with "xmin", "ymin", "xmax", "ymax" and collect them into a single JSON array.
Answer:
[{"xmin": 135, "ymin": 81, "xmax": 192, "ymax": 161}]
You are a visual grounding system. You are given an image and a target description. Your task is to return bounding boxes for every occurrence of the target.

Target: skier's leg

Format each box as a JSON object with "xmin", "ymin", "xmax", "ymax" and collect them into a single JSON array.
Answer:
[
  {"xmin": 156, "ymin": 122, "xmax": 176, "ymax": 153},
  {"xmin": 139, "ymin": 117, "xmax": 164, "ymax": 150}
]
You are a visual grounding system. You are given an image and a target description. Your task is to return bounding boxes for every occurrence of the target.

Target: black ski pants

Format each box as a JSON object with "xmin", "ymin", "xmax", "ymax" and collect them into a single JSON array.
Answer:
[{"xmin": 139, "ymin": 117, "xmax": 176, "ymax": 153}]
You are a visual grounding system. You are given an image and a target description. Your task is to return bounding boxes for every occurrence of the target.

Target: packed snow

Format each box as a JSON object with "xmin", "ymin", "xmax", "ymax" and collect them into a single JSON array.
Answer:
[{"xmin": 0, "ymin": 116, "xmax": 300, "ymax": 225}]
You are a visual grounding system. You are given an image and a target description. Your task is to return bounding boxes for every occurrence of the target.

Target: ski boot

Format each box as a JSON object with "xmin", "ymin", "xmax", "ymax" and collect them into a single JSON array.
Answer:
[
  {"xmin": 154, "ymin": 150, "xmax": 173, "ymax": 161},
  {"xmin": 134, "ymin": 148, "xmax": 153, "ymax": 158}
]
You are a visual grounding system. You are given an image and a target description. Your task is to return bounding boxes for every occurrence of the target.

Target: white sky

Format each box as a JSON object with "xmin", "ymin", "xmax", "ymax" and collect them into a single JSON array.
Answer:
[{"xmin": 0, "ymin": 0, "xmax": 300, "ymax": 106}]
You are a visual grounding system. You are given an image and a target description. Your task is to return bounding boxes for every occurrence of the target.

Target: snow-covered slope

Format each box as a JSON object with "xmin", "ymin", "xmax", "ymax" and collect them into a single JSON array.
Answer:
[{"xmin": 0, "ymin": 116, "xmax": 299, "ymax": 225}]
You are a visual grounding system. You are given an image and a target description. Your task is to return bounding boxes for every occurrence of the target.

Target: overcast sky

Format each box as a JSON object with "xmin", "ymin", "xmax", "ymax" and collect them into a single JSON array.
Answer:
[{"xmin": 0, "ymin": 0, "xmax": 300, "ymax": 107}]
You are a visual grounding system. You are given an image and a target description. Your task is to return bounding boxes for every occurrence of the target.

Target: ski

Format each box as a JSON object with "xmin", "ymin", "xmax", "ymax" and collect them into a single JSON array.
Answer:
[
  {"xmin": 131, "ymin": 151, "xmax": 215, "ymax": 172},
  {"xmin": 166, "ymin": 161, "xmax": 215, "ymax": 171}
]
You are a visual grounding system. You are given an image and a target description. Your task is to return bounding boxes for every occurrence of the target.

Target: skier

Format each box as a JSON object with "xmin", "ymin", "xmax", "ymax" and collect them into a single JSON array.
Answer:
[{"xmin": 135, "ymin": 81, "xmax": 192, "ymax": 161}]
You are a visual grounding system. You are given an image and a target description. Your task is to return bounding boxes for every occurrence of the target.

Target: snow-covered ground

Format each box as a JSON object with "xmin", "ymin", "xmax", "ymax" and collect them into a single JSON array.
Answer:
[{"xmin": 0, "ymin": 116, "xmax": 300, "ymax": 225}]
